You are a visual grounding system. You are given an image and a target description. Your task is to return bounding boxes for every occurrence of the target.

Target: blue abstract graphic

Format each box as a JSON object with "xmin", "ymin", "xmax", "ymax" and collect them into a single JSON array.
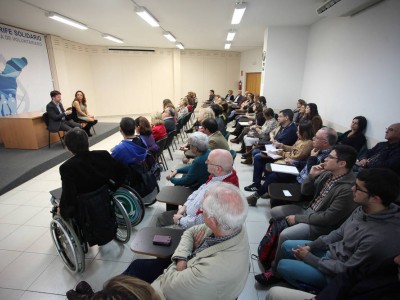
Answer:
[{"xmin": 0, "ymin": 57, "xmax": 28, "ymax": 116}]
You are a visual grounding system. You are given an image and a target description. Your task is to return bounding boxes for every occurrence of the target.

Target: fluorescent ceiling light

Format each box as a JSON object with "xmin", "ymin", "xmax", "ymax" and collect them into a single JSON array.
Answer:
[
  {"xmin": 231, "ymin": 3, "xmax": 246, "ymax": 25},
  {"xmin": 46, "ymin": 12, "xmax": 88, "ymax": 30},
  {"xmin": 135, "ymin": 6, "xmax": 160, "ymax": 27},
  {"xmin": 226, "ymin": 30, "xmax": 236, "ymax": 41},
  {"xmin": 176, "ymin": 43, "xmax": 184, "ymax": 50},
  {"xmin": 163, "ymin": 31, "xmax": 176, "ymax": 42},
  {"xmin": 224, "ymin": 43, "xmax": 231, "ymax": 50},
  {"xmin": 102, "ymin": 34, "xmax": 124, "ymax": 44}
]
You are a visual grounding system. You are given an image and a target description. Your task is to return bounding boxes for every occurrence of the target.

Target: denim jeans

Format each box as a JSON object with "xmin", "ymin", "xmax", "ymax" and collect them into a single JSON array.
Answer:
[{"xmin": 277, "ymin": 240, "xmax": 331, "ymax": 292}]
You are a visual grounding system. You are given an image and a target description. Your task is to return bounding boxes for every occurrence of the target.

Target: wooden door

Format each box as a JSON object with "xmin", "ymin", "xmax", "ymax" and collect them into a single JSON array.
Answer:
[{"xmin": 246, "ymin": 72, "xmax": 261, "ymax": 95}]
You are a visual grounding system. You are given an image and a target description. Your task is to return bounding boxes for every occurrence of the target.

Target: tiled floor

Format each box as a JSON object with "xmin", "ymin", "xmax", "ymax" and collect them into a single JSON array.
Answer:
[{"xmin": 0, "ymin": 118, "xmax": 274, "ymax": 300}]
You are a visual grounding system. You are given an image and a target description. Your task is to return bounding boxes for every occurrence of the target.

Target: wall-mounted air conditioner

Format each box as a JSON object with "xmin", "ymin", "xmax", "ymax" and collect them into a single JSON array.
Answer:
[{"xmin": 316, "ymin": 0, "xmax": 385, "ymax": 17}]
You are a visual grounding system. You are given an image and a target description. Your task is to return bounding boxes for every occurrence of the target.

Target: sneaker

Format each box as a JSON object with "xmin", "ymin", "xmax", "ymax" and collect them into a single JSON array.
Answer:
[
  {"xmin": 75, "ymin": 281, "xmax": 94, "ymax": 297},
  {"xmin": 255, "ymin": 271, "xmax": 281, "ymax": 286},
  {"xmin": 241, "ymin": 157, "xmax": 253, "ymax": 165},
  {"xmin": 247, "ymin": 192, "xmax": 260, "ymax": 206},
  {"xmin": 230, "ymin": 138, "xmax": 239, "ymax": 144},
  {"xmin": 244, "ymin": 183, "xmax": 260, "ymax": 192}
]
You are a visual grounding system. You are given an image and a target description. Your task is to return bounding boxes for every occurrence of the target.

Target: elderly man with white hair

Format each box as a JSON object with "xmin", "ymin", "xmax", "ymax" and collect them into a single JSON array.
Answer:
[
  {"xmin": 152, "ymin": 182, "xmax": 249, "ymax": 300},
  {"xmin": 157, "ymin": 149, "xmax": 239, "ymax": 228},
  {"xmin": 121, "ymin": 182, "xmax": 249, "ymax": 300}
]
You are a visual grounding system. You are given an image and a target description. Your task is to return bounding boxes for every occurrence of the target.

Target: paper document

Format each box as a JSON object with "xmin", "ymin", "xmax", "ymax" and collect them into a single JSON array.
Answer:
[
  {"xmin": 262, "ymin": 151, "xmax": 282, "ymax": 160},
  {"xmin": 269, "ymin": 163, "xmax": 299, "ymax": 175},
  {"xmin": 283, "ymin": 190, "xmax": 292, "ymax": 197},
  {"xmin": 239, "ymin": 122, "xmax": 250, "ymax": 126}
]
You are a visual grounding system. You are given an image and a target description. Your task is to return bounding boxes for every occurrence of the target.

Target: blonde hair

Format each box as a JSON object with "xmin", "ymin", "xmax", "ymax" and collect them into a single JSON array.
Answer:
[
  {"xmin": 198, "ymin": 107, "xmax": 215, "ymax": 122},
  {"xmin": 151, "ymin": 112, "xmax": 164, "ymax": 126},
  {"xmin": 92, "ymin": 275, "xmax": 161, "ymax": 300}
]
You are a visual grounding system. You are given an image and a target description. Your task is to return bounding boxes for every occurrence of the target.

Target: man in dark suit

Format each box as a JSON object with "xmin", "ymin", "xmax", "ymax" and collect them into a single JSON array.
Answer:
[
  {"xmin": 46, "ymin": 90, "xmax": 80, "ymax": 132},
  {"xmin": 162, "ymin": 107, "xmax": 176, "ymax": 134},
  {"xmin": 59, "ymin": 128, "xmax": 127, "ymax": 219}
]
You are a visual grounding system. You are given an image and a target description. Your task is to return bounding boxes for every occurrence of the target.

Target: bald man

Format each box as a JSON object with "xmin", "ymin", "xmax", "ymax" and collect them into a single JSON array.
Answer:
[
  {"xmin": 156, "ymin": 149, "xmax": 239, "ymax": 228},
  {"xmin": 356, "ymin": 123, "xmax": 400, "ymax": 175}
]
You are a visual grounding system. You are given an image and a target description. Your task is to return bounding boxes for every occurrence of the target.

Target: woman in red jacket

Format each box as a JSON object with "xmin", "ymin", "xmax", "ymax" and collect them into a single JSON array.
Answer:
[{"xmin": 151, "ymin": 112, "xmax": 167, "ymax": 141}]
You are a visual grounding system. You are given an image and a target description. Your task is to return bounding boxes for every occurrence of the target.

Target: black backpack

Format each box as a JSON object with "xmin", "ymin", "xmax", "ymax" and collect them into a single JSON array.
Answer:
[
  {"xmin": 257, "ymin": 218, "xmax": 288, "ymax": 269},
  {"xmin": 77, "ymin": 185, "xmax": 117, "ymax": 247}
]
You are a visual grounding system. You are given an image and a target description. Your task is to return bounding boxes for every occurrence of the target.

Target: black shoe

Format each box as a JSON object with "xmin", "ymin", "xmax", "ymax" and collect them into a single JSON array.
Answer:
[
  {"xmin": 76, "ymin": 281, "xmax": 94, "ymax": 297},
  {"xmin": 244, "ymin": 183, "xmax": 260, "ymax": 192},
  {"xmin": 255, "ymin": 271, "xmax": 281, "ymax": 286},
  {"xmin": 185, "ymin": 128, "xmax": 194, "ymax": 133},
  {"xmin": 237, "ymin": 148, "xmax": 246, "ymax": 154},
  {"xmin": 93, "ymin": 120, "xmax": 98, "ymax": 125}
]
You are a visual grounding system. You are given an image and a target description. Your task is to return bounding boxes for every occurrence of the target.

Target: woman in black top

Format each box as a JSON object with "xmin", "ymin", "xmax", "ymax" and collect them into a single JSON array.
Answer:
[{"xmin": 337, "ymin": 116, "xmax": 367, "ymax": 154}]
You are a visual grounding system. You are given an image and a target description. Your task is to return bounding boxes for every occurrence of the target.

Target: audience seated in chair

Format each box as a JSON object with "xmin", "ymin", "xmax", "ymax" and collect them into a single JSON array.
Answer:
[
  {"xmin": 46, "ymin": 90, "xmax": 80, "ymax": 133},
  {"xmin": 267, "ymin": 253, "xmax": 400, "ymax": 300},
  {"xmin": 58, "ymin": 127, "xmax": 127, "ymax": 220},
  {"xmin": 111, "ymin": 117, "xmax": 148, "ymax": 166},
  {"xmin": 273, "ymin": 168, "xmax": 400, "ymax": 293},
  {"xmin": 254, "ymin": 145, "xmax": 358, "ymax": 287},
  {"xmin": 157, "ymin": 149, "xmax": 239, "ymax": 228},
  {"xmin": 162, "ymin": 106, "xmax": 176, "ymax": 134},
  {"xmin": 355, "ymin": 122, "xmax": 400, "ymax": 175},
  {"xmin": 246, "ymin": 122, "xmax": 315, "ymax": 205},
  {"xmin": 135, "ymin": 116, "xmax": 159, "ymax": 154},
  {"xmin": 303, "ymin": 103, "xmax": 323, "ymax": 134},
  {"xmin": 201, "ymin": 117, "xmax": 230, "ymax": 151},
  {"xmin": 167, "ymin": 132, "xmax": 210, "ymax": 188},
  {"xmin": 151, "ymin": 112, "xmax": 167, "ymax": 142},
  {"xmin": 122, "ymin": 182, "xmax": 249, "ymax": 300},
  {"xmin": 336, "ymin": 116, "xmax": 367, "ymax": 153}
]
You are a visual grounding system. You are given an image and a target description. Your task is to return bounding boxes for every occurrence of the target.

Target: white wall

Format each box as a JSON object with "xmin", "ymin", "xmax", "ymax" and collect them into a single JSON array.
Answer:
[
  {"xmin": 302, "ymin": 0, "xmax": 400, "ymax": 146},
  {"xmin": 47, "ymin": 36, "xmax": 241, "ymax": 117},
  {"xmin": 240, "ymin": 47, "xmax": 263, "ymax": 92},
  {"xmin": 262, "ymin": 26, "xmax": 309, "ymax": 111}
]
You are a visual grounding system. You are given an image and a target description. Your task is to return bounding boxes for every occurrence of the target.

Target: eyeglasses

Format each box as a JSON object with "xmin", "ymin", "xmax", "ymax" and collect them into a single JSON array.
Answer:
[
  {"xmin": 354, "ymin": 183, "xmax": 370, "ymax": 195},
  {"xmin": 327, "ymin": 154, "xmax": 339, "ymax": 160},
  {"xmin": 205, "ymin": 159, "xmax": 221, "ymax": 168}
]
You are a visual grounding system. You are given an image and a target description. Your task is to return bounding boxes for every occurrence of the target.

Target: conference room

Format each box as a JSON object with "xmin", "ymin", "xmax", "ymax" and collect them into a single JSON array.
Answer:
[{"xmin": 0, "ymin": 0, "xmax": 398, "ymax": 299}]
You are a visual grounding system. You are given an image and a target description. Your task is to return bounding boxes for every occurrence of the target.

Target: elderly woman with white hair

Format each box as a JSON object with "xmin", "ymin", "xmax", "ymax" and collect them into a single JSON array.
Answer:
[{"xmin": 167, "ymin": 131, "xmax": 211, "ymax": 188}]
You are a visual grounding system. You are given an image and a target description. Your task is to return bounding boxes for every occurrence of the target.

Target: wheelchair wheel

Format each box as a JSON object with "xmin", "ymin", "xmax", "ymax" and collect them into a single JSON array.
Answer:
[
  {"xmin": 113, "ymin": 185, "xmax": 145, "ymax": 226},
  {"xmin": 142, "ymin": 182, "xmax": 160, "ymax": 207},
  {"xmin": 50, "ymin": 215, "xmax": 85, "ymax": 273},
  {"xmin": 112, "ymin": 197, "xmax": 132, "ymax": 244}
]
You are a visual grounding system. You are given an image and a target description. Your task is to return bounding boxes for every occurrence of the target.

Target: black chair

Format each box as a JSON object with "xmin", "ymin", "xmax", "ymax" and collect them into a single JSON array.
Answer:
[
  {"xmin": 42, "ymin": 112, "xmax": 65, "ymax": 148},
  {"xmin": 155, "ymin": 137, "xmax": 168, "ymax": 171},
  {"xmin": 164, "ymin": 130, "xmax": 176, "ymax": 160},
  {"xmin": 71, "ymin": 107, "xmax": 97, "ymax": 135}
]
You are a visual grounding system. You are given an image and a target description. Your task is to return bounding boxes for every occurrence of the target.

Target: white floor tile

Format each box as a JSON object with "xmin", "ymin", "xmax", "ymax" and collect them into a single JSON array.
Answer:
[
  {"xmin": 246, "ymin": 221, "xmax": 270, "ymax": 244},
  {"xmin": 25, "ymin": 231, "xmax": 58, "ymax": 255},
  {"xmin": 0, "ymin": 250, "xmax": 22, "ymax": 272},
  {"xmin": 0, "ymin": 203, "xmax": 19, "ymax": 219},
  {"xmin": 0, "ymin": 205, "xmax": 43, "ymax": 225},
  {"xmin": 28, "ymin": 257, "xmax": 79, "ymax": 295},
  {"xmin": 238, "ymin": 273, "xmax": 259, "ymax": 300},
  {"xmin": 0, "ymin": 225, "xmax": 47, "ymax": 251},
  {"xmin": 0, "ymin": 288, "xmax": 24, "ymax": 299},
  {"xmin": 94, "ymin": 240, "xmax": 135, "ymax": 263},
  {"xmin": 0, "ymin": 190, "xmax": 41, "ymax": 205},
  {"xmin": 0, "ymin": 252, "xmax": 55, "ymax": 289},
  {"xmin": 24, "ymin": 207, "xmax": 53, "ymax": 227},
  {"xmin": 23, "ymin": 191, "xmax": 54, "ymax": 208},
  {"xmin": 20, "ymin": 291, "xmax": 66, "ymax": 300},
  {"xmin": 0, "ymin": 223, "xmax": 20, "ymax": 241}
]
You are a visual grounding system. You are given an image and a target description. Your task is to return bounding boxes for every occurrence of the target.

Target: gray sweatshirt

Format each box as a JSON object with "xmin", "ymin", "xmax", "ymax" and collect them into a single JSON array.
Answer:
[{"xmin": 304, "ymin": 203, "xmax": 400, "ymax": 276}]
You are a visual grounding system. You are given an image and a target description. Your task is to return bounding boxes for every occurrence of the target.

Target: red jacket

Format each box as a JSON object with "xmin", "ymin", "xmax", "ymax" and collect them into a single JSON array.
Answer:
[
  {"xmin": 152, "ymin": 124, "xmax": 167, "ymax": 141},
  {"xmin": 205, "ymin": 169, "xmax": 239, "ymax": 188}
]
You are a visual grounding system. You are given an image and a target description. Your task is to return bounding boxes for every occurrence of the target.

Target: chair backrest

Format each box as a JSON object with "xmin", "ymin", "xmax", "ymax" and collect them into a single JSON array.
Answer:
[
  {"xmin": 77, "ymin": 185, "xmax": 117, "ymax": 247},
  {"xmin": 42, "ymin": 112, "xmax": 49, "ymax": 127},
  {"xmin": 156, "ymin": 137, "xmax": 167, "ymax": 155},
  {"xmin": 71, "ymin": 106, "xmax": 79, "ymax": 122},
  {"xmin": 165, "ymin": 130, "xmax": 176, "ymax": 149}
]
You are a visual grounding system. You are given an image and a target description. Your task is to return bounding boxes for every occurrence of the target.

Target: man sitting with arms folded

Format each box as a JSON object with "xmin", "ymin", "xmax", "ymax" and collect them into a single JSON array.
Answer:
[
  {"xmin": 275, "ymin": 168, "xmax": 400, "ymax": 293},
  {"xmin": 356, "ymin": 122, "xmax": 400, "ymax": 175},
  {"xmin": 256, "ymin": 145, "xmax": 358, "ymax": 286},
  {"xmin": 153, "ymin": 182, "xmax": 249, "ymax": 300},
  {"xmin": 157, "ymin": 149, "xmax": 238, "ymax": 228}
]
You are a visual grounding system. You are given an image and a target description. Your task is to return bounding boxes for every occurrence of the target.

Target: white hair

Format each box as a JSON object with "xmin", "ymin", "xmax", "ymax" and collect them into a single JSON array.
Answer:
[
  {"xmin": 202, "ymin": 182, "xmax": 248, "ymax": 234},
  {"xmin": 188, "ymin": 131, "xmax": 209, "ymax": 152}
]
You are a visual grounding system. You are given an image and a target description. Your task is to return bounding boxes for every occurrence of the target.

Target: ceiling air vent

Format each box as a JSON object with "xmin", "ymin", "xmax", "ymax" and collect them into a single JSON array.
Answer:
[{"xmin": 316, "ymin": 0, "xmax": 384, "ymax": 17}]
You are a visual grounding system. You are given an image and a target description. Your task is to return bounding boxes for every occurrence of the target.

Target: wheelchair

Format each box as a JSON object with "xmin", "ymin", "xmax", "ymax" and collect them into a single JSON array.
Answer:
[{"xmin": 49, "ymin": 184, "xmax": 145, "ymax": 273}]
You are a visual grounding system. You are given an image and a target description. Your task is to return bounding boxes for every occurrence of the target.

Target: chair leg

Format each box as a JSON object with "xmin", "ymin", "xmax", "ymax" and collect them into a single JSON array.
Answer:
[
  {"xmin": 167, "ymin": 146, "xmax": 173, "ymax": 160},
  {"xmin": 48, "ymin": 132, "xmax": 51, "ymax": 148},
  {"xmin": 161, "ymin": 153, "xmax": 168, "ymax": 170},
  {"xmin": 92, "ymin": 125, "xmax": 96, "ymax": 135},
  {"xmin": 58, "ymin": 132, "xmax": 65, "ymax": 148}
]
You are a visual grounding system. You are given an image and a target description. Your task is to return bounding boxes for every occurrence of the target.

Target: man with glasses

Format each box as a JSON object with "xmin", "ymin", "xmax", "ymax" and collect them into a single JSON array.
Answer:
[
  {"xmin": 275, "ymin": 168, "xmax": 400, "ymax": 293},
  {"xmin": 157, "ymin": 149, "xmax": 238, "ymax": 228},
  {"xmin": 255, "ymin": 145, "xmax": 358, "ymax": 286},
  {"xmin": 356, "ymin": 123, "xmax": 400, "ymax": 175},
  {"xmin": 247, "ymin": 127, "xmax": 337, "ymax": 206}
]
